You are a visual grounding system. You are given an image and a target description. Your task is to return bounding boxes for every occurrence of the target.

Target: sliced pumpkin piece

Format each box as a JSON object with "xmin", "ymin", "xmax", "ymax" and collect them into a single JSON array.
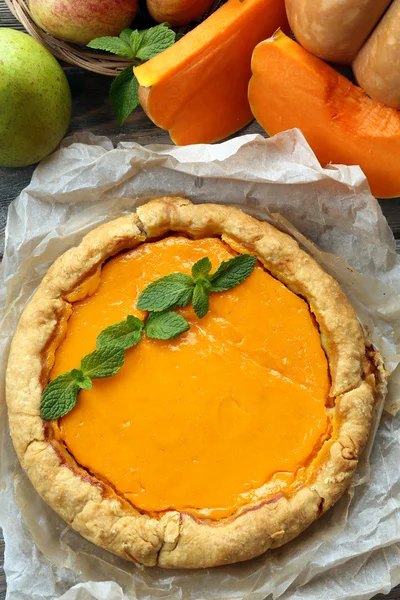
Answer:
[
  {"xmin": 248, "ymin": 30, "xmax": 400, "ymax": 198},
  {"xmin": 134, "ymin": 0, "xmax": 288, "ymax": 145}
]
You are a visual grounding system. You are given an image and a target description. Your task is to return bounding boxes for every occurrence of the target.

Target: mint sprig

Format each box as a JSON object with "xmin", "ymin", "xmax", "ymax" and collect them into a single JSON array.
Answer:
[
  {"xmin": 145, "ymin": 311, "xmax": 190, "ymax": 340},
  {"xmin": 209, "ymin": 254, "xmax": 257, "ymax": 292},
  {"xmin": 87, "ymin": 23, "xmax": 176, "ymax": 125},
  {"xmin": 87, "ymin": 36, "xmax": 135, "ymax": 58},
  {"xmin": 40, "ymin": 311, "xmax": 189, "ymax": 420},
  {"xmin": 128, "ymin": 30, "xmax": 141, "ymax": 56},
  {"xmin": 41, "ymin": 372, "xmax": 83, "ymax": 420},
  {"xmin": 135, "ymin": 24, "xmax": 176, "ymax": 60},
  {"xmin": 40, "ymin": 252, "xmax": 257, "ymax": 421},
  {"xmin": 80, "ymin": 347, "xmax": 125, "ymax": 379},
  {"xmin": 137, "ymin": 273, "xmax": 194, "ymax": 312},
  {"xmin": 109, "ymin": 67, "xmax": 140, "ymax": 126},
  {"xmin": 97, "ymin": 315, "xmax": 144, "ymax": 350},
  {"xmin": 137, "ymin": 253, "xmax": 257, "ymax": 318},
  {"xmin": 191, "ymin": 256, "xmax": 212, "ymax": 279},
  {"xmin": 192, "ymin": 279, "xmax": 211, "ymax": 319}
]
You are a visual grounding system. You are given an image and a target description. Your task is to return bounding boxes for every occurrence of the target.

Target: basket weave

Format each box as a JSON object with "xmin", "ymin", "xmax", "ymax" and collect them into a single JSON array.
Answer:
[{"xmin": 5, "ymin": 0, "xmax": 225, "ymax": 76}]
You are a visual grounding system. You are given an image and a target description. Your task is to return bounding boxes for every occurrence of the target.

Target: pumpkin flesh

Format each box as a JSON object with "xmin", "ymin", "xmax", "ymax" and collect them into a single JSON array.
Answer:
[
  {"xmin": 248, "ymin": 30, "xmax": 400, "ymax": 198},
  {"xmin": 53, "ymin": 236, "xmax": 330, "ymax": 520}
]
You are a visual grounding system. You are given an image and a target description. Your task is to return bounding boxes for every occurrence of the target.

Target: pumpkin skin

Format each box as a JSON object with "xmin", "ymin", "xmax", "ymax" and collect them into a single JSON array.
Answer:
[
  {"xmin": 285, "ymin": 0, "xmax": 391, "ymax": 65},
  {"xmin": 353, "ymin": 0, "xmax": 400, "ymax": 111},
  {"xmin": 146, "ymin": 0, "xmax": 214, "ymax": 26},
  {"xmin": 135, "ymin": 0, "xmax": 288, "ymax": 145},
  {"xmin": 248, "ymin": 30, "xmax": 400, "ymax": 199}
]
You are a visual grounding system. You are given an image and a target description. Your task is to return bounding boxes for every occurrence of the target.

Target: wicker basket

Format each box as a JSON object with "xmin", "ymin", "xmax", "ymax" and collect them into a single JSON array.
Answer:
[{"xmin": 5, "ymin": 0, "xmax": 225, "ymax": 76}]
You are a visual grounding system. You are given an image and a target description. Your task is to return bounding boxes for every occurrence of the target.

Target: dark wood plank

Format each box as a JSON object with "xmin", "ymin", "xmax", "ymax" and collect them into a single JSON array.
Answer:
[
  {"xmin": 0, "ymin": 2, "xmax": 399, "ymax": 599},
  {"xmin": 0, "ymin": 1, "xmax": 24, "ymax": 28}
]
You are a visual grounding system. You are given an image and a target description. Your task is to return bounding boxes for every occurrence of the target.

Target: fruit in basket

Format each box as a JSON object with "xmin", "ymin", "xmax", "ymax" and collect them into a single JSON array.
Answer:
[
  {"xmin": 29, "ymin": 0, "xmax": 138, "ymax": 45},
  {"xmin": 285, "ymin": 0, "xmax": 392, "ymax": 64},
  {"xmin": 353, "ymin": 0, "xmax": 400, "ymax": 110},
  {"xmin": 248, "ymin": 30, "xmax": 400, "ymax": 198},
  {"xmin": 147, "ymin": 0, "xmax": 215, "ymax": 26},
  {"xmin": 0, "ymin": 28, "xmax": 71, "ymax": 168},
  {"xmin": 135, "ymin": 0, "xmax": 288, "ymax": 145}
]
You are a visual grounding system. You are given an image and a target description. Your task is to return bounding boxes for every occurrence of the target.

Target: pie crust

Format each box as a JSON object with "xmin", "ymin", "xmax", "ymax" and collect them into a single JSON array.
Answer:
[{"xmin": 6, "ymin": 197, "xmax": 386, "ymax": 568}]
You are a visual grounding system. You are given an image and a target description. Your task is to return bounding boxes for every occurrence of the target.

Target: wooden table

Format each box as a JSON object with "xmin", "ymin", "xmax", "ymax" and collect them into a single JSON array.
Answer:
[{"xmin": 1, "ymin": 2, "xmax": 399, "ymax": 598}]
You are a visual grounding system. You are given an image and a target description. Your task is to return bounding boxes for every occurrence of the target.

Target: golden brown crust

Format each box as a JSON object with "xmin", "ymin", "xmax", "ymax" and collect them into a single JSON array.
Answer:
[{"xmin": 6, "ymin": 197, "xmax": 386, "ymax": 568}]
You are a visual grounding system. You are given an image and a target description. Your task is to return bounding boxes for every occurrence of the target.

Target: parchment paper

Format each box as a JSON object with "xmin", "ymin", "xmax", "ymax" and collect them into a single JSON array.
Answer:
[{"xmin": 1, "ymin": 129, "xmax": 400, "ymax": 600}]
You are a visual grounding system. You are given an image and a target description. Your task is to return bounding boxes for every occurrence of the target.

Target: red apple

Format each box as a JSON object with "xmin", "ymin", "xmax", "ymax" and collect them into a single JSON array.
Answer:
[{"xmin": 29, "ymin": 0, "xmax": 138, "ymax": 44}]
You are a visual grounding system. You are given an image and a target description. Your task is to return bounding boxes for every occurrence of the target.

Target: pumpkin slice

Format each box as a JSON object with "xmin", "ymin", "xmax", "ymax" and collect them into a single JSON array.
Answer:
[
  {"xmin": 134, "ymin": 0, "xmax": 288, "ymax": 145},
  {"xmin": 248, "ymin": 30, "xmax": 400, "ymax": 198}
]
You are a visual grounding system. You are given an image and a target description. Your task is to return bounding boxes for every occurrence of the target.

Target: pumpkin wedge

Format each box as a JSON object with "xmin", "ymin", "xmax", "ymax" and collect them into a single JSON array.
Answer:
[
  {"xmin": 248, "ymin": 30, "xmax": 400, "ymax": 198},
  {"xmin": 135, "ymin": 0, "xmax": 288, "ymax": 145}
]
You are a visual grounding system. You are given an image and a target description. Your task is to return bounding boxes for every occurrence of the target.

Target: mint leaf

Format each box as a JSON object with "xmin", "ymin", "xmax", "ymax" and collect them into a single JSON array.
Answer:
[
  {"xmin": 137, "ymin": 273, "xmax": 194, "ymax": 312},
  {"xmin": 127, "ymin": 314, "xmax": 143, "ymax": 328},
  {"xmin": 70, "ymin": 369, "xmax": 93, "ymax": 390},
  {"xmin": 77, "ymin": 375, "xmax": 92, "ymax": 390},
  {"xmin": 135, "ymin": 23, "xmax": 176, "ymax": 61},
  {"xmin": 193, "ymin": 281, "xmax": 210, "ymax": 319},
  {"xmin": 119, "ymin": 28, "xmax": 133, "ymax": 44},
  {"xmin": 80, "ymin": 347, "xmax": 125, "ymax": 379},
  {"xmin": 210, "ymin": 254, "xmax": 257, "ymax": 292},
  {"xmin": 97, "ymin": 315, "xmax": 144, "ymax": 351},
  {"xmin": 192, "ymin": 257, "xmax": 212, "ymax": 280},
  {"xmin": 130, "ymin": 30, "xmax": 142, "ymax": 56},
  {"xmin": 87, "ymin": 36, "xmax": 134, "ymax": 59},
  {"xmin": 41, "ymin": 372, "xmax": 81, "ymax": 420},
  {"xmin": 145, "ymin": 311, "xmax": 190, "ymax": 340},
  {"xmin": 110, "ymin": 67, "xmax": 139, "ymax": 126}
]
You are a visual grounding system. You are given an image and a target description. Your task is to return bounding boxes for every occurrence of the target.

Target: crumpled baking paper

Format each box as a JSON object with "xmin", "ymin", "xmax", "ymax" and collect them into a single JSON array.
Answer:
[{"xmin": 1, "ymin": 129, "xmax": 400, "ymax": 600}]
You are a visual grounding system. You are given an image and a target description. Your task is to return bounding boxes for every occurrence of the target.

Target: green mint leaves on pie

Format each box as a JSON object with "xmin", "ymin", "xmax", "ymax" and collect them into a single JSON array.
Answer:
[
  {"xmin": 80, "ymin": 347, "xmax": 125, "ymax": 379},
  {"xmin": 145, "ymin": 311, "xmax": 190, "ymax": 340},
  {"xmin": 137, "ymin": 273, "xmax": 195, "ymax": 312},
  {"xmin": 97, "ymin": 315, "xmax": 144, "ymax": 351},
  {"xmin": 41, "ymin": 252, "xmax": 257, "ymax": 421},
  {"xmin": 40, "ymin": 316, "xmax": 143, "ymax": 420},
  {"xmin": 71, "ymin": 368, "xmax": 93, "ymax": 390},
  {"xmin": 88, "ymin": 24, "xmax": 176, "ymax": 125},
  {"xmin": 138, "ymin": 253, "xmax": 257, "ymax": 319},
  {"xmin": 191, "ymin": 256, "xmax": 212, "ymax": 279},
  {"xmin": 41, "ymin": 372, "xmax": 82, "ymax": 420},
  {"xmin": 192, "ymin": 279, "xmax": 211, "ymax": 319},
  {"xmin": 41, "ymin": 367, "xmax": 96, "ymax": 420},
  {"xmin": 209, "ymin": 254, "xmax": 257, "ymax": 292}
]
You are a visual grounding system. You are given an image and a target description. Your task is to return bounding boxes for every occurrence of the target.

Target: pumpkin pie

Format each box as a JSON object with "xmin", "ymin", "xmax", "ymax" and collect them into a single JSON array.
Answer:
[{"xmin": 6, "ymin": 197, "xmax": 386, "ymax": 568}]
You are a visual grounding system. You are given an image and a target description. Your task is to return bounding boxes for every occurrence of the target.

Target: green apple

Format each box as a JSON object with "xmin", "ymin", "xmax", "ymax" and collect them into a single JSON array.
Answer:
[{"xmin": 0, "ymin": 28, "xmax": 71, "ymax": 167}]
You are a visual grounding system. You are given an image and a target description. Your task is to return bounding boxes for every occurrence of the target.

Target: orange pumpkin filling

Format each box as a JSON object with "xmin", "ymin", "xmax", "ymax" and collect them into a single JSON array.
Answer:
[{"xmin": 52, "ymin": 236, "xmax": 330, "ymax": 519}]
